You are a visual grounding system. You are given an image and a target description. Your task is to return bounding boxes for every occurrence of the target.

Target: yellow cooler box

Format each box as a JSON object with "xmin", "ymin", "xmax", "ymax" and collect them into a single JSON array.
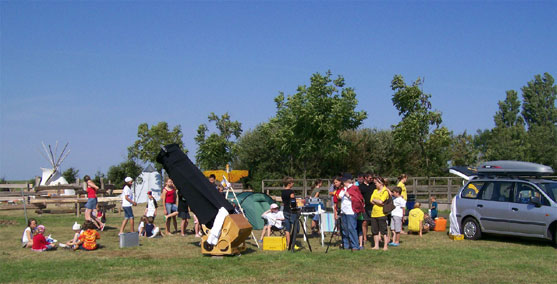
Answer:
[{"xmin": 263, "ymin": 236, "xmax": 287, "ymax": 251}]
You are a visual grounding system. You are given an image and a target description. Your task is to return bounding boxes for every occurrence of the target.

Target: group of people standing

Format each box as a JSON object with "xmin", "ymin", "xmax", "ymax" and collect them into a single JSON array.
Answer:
[{"xmin": 326, "ymin": 173, "xmax": 410, "ymax": 251}]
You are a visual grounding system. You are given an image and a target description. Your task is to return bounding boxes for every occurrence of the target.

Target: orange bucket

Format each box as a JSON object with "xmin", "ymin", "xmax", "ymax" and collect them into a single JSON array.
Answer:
[{"xmin": 434, "ymin": 217, "xmax": 447, "ymax": 232}]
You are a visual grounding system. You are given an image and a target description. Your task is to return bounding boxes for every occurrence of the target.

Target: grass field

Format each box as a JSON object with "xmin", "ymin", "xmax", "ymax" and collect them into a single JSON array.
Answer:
[{"xmin": 1, "ymin": 207, "xmax": 556, "ymax": 283}]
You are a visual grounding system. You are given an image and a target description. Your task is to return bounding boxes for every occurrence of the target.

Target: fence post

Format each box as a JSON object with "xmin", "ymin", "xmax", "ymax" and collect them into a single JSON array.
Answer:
[
  {"xmin": 303, "ymin": 178, "xmax": 308, "ymax": 198},
  {"xmin": 448, "ymin": 178, "xmax": 452, "ymax": 202},
  {"xmin": 262, "ymin": 180, "xmax": 266, "ymax": 195},
  {"xmin": 34, "ymin": 176, "xmax": 41, "ymax": 191}
]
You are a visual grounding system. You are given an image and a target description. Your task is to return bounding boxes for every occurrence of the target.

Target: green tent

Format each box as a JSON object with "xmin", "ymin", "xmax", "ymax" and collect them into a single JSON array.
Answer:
[{"xmin": 226, "ymin": 192, "xmax": 275, "ymax": 230}]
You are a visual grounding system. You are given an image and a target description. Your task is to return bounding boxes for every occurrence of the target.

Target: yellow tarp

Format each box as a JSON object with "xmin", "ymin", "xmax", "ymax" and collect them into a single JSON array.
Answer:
[{"xmin": 203, "ymin": 170, "xmax": 249, "ymax": 183}]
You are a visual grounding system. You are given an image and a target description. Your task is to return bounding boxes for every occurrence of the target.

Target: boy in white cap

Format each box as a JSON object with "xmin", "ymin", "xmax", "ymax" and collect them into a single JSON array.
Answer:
[
  {"xmin": 60, "ymin": 222, "xmax": 83, "ymax": 249},
  {"xmin": 119, "ymin": 177, "xmax": 137, "ymax": 235},
  {"xmin": 259, "ymin": 203, "xmax": 285, "ymax": 242}
]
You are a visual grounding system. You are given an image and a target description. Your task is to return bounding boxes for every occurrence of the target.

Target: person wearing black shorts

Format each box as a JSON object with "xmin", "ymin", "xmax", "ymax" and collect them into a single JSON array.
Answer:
[
  {"xmin": 281, "ymin": 176, "xmax": 297, "ymax": 246},
  {"xmin": 178, "ymin": 192, "xmax": 190, "ymax": 236}
]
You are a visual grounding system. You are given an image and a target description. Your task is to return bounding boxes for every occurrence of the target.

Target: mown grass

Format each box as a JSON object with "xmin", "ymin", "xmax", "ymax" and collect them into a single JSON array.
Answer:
[{"xmin": 1, "ymin": 207, "xmax": 556, "ymax": 283}]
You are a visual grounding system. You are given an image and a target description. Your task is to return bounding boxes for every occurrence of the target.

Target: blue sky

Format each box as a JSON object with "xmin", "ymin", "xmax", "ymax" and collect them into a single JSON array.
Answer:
[{"xmin": 1, "ymin": 1, "xmax": 556, "ymax": 180}]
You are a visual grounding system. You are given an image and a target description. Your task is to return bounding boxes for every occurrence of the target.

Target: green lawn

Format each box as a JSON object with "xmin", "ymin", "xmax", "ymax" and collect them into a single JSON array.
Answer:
[{"xmin": 1, "ymin": 207, "xmax": 556, "ymax": 283}]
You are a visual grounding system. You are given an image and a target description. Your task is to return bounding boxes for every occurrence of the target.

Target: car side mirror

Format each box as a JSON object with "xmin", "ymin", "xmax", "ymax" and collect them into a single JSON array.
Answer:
[{"xmin": 529, "ymin": 196, "xmax": 542, "ymax": 207}]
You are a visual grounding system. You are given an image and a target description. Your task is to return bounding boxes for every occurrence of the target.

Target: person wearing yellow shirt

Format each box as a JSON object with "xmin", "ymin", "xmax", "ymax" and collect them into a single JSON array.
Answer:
[
  {"xmin": 397, "ymin": 174, "xmax": 408, "ymax": 201},
  {"xmin": 408, "ymin": 202, "xmax": 425, "ymax": 237},
  {"xmin": 370, "ymin": 176, "xmax": 391, "ymax": 251}
]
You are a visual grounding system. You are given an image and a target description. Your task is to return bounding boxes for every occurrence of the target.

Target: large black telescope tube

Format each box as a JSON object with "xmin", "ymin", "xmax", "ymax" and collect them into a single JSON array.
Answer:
[{"xmin": 156, "ymin": 144, "xmax": 234, "ymax": 227}]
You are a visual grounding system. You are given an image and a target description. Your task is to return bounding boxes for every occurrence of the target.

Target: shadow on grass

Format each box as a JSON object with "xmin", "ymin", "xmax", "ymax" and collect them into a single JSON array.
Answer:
[{"xmin": 480, "ymin": 233, "xmax": 554, "ymax": 248}]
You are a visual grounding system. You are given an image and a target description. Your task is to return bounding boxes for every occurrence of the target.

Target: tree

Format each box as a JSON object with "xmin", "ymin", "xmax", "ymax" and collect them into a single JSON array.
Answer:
[
  {"xmin": 93, "ymin": 171, "xmax": 106, "ymax": 186},
  {"xmin": 340, "ymin": 128, "xmax": 396, "ymax": 175},
  {"xmin": 521, "ymin": 73, "xmax": 557, "ymax": 128},
  {"xmin": 273, "ymin": 71, "xmax": 367, "ymax": 178},
  {"xmin": 390, "ymin": 75, "xmax": 447, "ymax": 176},
  {"xmin": 128, "ymin": 122, "xmax": 187, "ymax": 171},
  {"xmin": 234, "ymin": 122, "xmax": 287, "ymax": 190},
  {"xmin": 62, "ymin": 167, "xmax": 79, "ymax": 184},
  {"xmin": 450, "ymin": 131, "xmax": 478, "ymax": 167},
  {"xmin": 107, "ymin": 159, "xmax": 143, "ymax": 189},
  {"xmin": 195, "ymin": 112, "xmax": 242, "ymax": 170},
  {"xmin": 521, "ymin": 73, "xmax": 557, "ymax": 169},
  {"xmin": 484, "ymin": 90, "xmax": 528, "ymax": 161}
]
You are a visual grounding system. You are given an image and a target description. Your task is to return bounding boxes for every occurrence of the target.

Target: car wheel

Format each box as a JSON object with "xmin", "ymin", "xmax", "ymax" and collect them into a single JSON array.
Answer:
[{"xmin": 462, "ymin": 218, "xmax": 481, "ymax": 240}]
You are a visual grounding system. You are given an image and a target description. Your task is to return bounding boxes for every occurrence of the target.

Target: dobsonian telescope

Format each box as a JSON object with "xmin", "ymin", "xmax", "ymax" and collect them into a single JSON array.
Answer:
[{"xmin": 157, "ymin": 144, "xmax": 252, "ymax": 256}]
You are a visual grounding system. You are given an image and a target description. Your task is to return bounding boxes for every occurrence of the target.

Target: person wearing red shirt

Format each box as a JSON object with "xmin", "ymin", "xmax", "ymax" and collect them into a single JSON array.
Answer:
[
  {"xmin": 32, "ymin": 225, "xmax": 57, "ymax": 251},
  {"xmin": 162, "ymin": 178, "xmax": 178, "ymax": 235}
]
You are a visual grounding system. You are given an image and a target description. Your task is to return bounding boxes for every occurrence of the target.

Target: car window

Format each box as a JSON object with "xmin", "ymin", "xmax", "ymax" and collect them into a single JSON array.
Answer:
[
  {"xmin": 480, "ymin": 182, "xmax": 494, "ymax": 200},
  {"xmin": 537, "ymin": 182, "xmax": 557, "ymax": 203},
  {"xmin": 462, "ymin": 182, "xmax": 483, "ymax": 199},
  {"xmin": 497, "ymin": 182, "xmax": 513, "ymax": 202},
  {"xmin": 515, "ymin": 183, "xmax": 538, "ymax": 204}
]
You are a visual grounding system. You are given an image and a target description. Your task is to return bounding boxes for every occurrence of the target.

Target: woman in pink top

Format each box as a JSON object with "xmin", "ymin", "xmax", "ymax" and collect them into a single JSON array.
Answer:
[
  {"xmin": 84, "ymin": 175, "xmax": 103, "ymax": 230},
  {"xmin": 161, "ymin": 178, "xmax": 178, "ymax": 235}
]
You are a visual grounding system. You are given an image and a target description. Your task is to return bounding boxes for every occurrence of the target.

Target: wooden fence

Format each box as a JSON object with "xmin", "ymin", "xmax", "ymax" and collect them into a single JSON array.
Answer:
[
  {"xmin": 262, "ymin": 176, "xmax": 557, "ymax": 209},
  {"xmin": 0, "ymin": 179, "xmax": 118, "ymax": 216}
]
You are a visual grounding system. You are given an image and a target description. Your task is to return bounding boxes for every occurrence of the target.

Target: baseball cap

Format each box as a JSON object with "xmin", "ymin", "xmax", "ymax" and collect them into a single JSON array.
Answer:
[
  {"xmin": 341, "ymin": 173, "xmax": 353, "ymax": 182},
  {"xmin": 270, "ymin": 203, "xmax": 279, "ymax": 209},
  {"xmin": 124, "ymin": 177, "xmax": 133, "ymax": 183},
  {"xmin": 147, "ymin": 191, "xmax": 152, "ymax": 195}
]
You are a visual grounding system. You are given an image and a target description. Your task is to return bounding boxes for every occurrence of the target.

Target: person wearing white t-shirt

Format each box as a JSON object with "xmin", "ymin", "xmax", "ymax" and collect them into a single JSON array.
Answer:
[
  {"xmin": 389, "ymin": 187, "xmax": 406, "ymax": 246},
  {"xmin": 144, "ymin": 191, "xmax": 158, "ymax": 218},
  {"xmin": 119, "ymin": 177, "xmax": 137, "ymax": 235},
  {"xmin": 259, "ymin": 203, "xmax": 285, "ymax": 242}
]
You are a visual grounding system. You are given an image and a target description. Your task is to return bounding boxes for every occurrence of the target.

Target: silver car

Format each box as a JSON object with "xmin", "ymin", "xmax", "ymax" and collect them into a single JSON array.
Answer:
[{"xmin": 452, "ymin": 161, "xmax": 557, "ymax": 246}]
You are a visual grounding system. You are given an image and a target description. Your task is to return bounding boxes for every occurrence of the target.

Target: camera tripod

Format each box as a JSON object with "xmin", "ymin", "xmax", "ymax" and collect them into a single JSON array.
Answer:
[{"xmin": 287, "ymin": 212, "xmax": 312, "ymax": 253}]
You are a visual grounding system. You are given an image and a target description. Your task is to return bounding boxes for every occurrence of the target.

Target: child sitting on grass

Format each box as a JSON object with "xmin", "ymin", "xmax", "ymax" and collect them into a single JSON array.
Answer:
[
  {"xmin": 60, "ymin": 222, "xmax": 83, "ymax": 249},
  {"xmin": 32, "ymin": 225, "xmax": 57, "ymax": 251},
  {"xmin": 423, "ymin": 213, "xmax": 435, "ymax": 231},
  {"xmin": 21, "ymin": 218, "xmax": 37, "ymax": 248},
  {"xmin": 140, "ymin": 217, "xmax": 159, "ymax": 238},
  {"xmin": 75, "ymin": 220, "xmax": 100, "ymax": 251}
]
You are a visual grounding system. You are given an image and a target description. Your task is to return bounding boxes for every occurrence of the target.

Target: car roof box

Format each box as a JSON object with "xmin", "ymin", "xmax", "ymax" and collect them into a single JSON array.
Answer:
[{"xmin": 477, "ymin": 160, "xmax": 554, "ymax": 176}]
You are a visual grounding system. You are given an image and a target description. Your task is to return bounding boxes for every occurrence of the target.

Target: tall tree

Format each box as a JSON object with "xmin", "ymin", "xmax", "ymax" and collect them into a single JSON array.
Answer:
[
  {"xmin": 195, "ymin": 112, "xmax": 242, "ymax": 170},
  {"xmin": 521, "ymin": 73, "xmax": 557, "ymax": 169},
  {"xmin": 485, "ymin": 90, "xmax": 528, "ymax": 161},
  {"xmin": 390, "ymin": 75, "xmax": 448, "ymax": 176},
  {"xmin": 128, "ymin": 122, "xmax": 186, "ymax": 171},
  {"xmin": 521, "ymin": 73, "xmax": 557, "ymax": 128},
  {"xmin": 273, "ymin": 71, "xmax": 367, "ymax": 178}
]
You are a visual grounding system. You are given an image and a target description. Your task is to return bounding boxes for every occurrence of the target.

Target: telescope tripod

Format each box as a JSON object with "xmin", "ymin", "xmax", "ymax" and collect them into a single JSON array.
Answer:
[{"xmin": 287, "ymin": 212, "xmax": 312, "ymax": 253}]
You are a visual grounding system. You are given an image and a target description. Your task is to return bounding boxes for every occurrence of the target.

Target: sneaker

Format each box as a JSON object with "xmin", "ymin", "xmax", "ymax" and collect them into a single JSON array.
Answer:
[
  {"xmin": 294, "ymin": 245, "xmax": 301, "ymax": 250},
  {"xmin": 391, "ymin": 243, "xmax": 399, "ymax": 247},
  {"xmin": 100, "ymin": 224, "xmax": 105, "ymax": 231},
  {"xmin": 388, "ymin": 242, "xmax": 395, "ymax": 246},
  {"xmin": 59, "ymin": 243, "xmax": 67, "ymax": 248}
]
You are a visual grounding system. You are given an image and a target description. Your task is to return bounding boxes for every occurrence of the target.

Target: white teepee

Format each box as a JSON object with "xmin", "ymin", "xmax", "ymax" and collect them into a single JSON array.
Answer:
[
  {"xmin": 39, "ymin": 142, "xmax": 73, "ymax": 195},
  {"xmin": 133, "ymin": 165, "xmax": 162, "ymax": 203}
]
